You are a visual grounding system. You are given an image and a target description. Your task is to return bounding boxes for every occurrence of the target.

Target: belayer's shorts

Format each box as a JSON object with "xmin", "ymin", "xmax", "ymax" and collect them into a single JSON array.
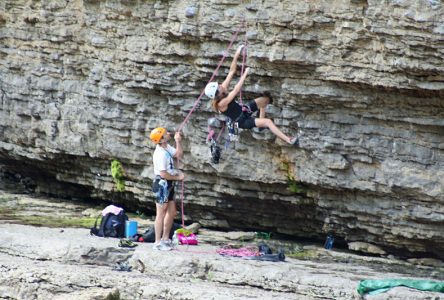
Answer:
[{"xmin": 152, "ymin": 176, "xmax": 175, "ymax": 204}]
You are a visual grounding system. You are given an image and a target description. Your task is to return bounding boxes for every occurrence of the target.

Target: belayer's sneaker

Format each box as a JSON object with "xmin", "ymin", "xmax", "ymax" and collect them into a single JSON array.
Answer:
[
  {"xmin": 162, "ymin": 239, "xmax": 176, "ymax": 249},
  {"xmin": 152, "ymin": 241, "xmax": 172, "ymax": 251},
  {"xmin": 113, "ymin": 261, "xmax": 132, "ymax": 272}
]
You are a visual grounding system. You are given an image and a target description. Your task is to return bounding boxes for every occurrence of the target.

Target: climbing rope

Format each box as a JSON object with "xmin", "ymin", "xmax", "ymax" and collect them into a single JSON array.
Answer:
[
  {"xmin": 180, "ymin": 179, "xmax": 185, "ymax": 227},
  {"xmin": 175, "ymin": 20, "xmax": 248, "ymax": 228},
  {"xmin": 238, "ymin": 20, "xmax": 248, "ymax": 105},
  {"xmin": 216, "ymin": 245, "xmax": 260, "ymax": 257}
]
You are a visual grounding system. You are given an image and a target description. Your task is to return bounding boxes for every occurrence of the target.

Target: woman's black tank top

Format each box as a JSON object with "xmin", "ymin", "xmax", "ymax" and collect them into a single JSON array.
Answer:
[{"xmin": 222, "ymin": 101, "xmax": 242, "ymax": 120}]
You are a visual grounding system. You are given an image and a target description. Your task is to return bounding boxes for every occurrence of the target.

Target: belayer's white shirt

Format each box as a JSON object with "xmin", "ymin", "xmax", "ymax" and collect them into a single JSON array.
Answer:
[{"xmin": 153, "ymin": 144, "xmax": 177, "ymax": 176}]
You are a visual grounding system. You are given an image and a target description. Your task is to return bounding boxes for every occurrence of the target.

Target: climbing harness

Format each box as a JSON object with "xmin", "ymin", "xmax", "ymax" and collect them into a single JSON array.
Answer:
[
  {"xmin": 152, "ymin": 148, "xmax": 176, "ymax": 204},
  {"xmin": 152, "ymin": 175, "xmax": 170, "ymax": 204},
  {"xmin": 224, "ymin": 101, "xmax": 254, "ymax": 147},
  {"xmin": 227, "ymin": 119, "xmax": 239, "ymax": 142}
]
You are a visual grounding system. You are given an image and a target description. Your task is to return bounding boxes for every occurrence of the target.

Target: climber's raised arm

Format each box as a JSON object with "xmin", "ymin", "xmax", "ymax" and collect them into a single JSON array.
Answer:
[
  {"xmin": 221, "ymin": 45, "xmax": 244, "ymax": 89},
  {"xmin": 217, "ymin": 67, "xmax": 249, "ymax": 111}
]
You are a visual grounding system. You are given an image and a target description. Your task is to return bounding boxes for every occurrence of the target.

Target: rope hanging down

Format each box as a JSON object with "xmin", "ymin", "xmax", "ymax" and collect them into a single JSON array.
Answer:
[{"xmin": 176, "ymin": 20, "xmax": 248, "ymax": 228}]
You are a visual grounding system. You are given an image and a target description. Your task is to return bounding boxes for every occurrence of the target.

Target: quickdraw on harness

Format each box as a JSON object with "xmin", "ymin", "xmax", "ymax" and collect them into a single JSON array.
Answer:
[
  {"xmin": 227, "ymin": 119, "xmax": 239, "ymax": 143},
  {"xmin": 206, "ymin": 113, "xmax": 247, "ymax": 164},
  {"xmin": 207, "ymin": 117, "xmax": 226, "ymax": 164}
]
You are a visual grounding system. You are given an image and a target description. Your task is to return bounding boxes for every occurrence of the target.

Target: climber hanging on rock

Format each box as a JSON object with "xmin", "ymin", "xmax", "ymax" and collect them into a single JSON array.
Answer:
[{"xmin": 204, "ymin": 45, "xmax": 300, "ymax": 146}]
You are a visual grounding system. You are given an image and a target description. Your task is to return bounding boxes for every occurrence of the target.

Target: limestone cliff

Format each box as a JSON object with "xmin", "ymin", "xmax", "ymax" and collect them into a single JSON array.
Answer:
[{"xmin": 0, "ymin": 0, "xmax": 443, "ymax": 258}]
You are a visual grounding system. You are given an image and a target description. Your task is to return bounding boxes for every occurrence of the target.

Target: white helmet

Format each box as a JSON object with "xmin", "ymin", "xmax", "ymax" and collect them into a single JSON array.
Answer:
[{"xmin": 205, "ymin": 82, "xmax": 219, "ymax": 99}]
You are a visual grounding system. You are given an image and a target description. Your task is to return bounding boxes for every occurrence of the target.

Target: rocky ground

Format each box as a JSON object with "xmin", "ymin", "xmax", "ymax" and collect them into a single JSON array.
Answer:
[{"xmin": 0, "ymin": 188, "xmax": 443, "ymax": 300}]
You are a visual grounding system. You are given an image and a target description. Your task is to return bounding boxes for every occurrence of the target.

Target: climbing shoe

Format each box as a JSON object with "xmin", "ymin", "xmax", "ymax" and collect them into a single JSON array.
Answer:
[
  {"xmin": 113, "ymin": 261, "xmax": 132, "ymax": 272},
  {"xmin": 289, "ymin": 136, "xmax": 299, "ymax": 147},
  {"xmin": 119, "ymin": 238, "xmax": 138, "ymax": 248},
  {"xmin": 262, "ymin": 91, "xmax": 273, "ymax": 104}
]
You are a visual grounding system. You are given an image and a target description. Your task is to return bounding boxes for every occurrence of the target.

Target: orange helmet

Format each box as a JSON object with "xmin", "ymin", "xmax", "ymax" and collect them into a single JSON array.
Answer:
[{"xmin": 150, "ymin": 127, "xmax": 166, "ymax": 144}]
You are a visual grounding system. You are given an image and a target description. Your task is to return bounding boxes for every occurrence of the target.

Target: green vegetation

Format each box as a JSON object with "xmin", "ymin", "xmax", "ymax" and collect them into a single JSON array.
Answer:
[
  {"xmin": 111, "ymin": 159, "xmax": 125, "ymax": 192},
  {"xmin": 0, "ymin": 194, "xmax": 98, "ymax": 228},
  {"xmin": 0, "ymin": 195, "xmax": 16, "ymax": 202},
  {"xmin": 287, "ymin": 249, "xmax": 318, "ymax": 260},
  {"xmin": 255, "ymin": 231, "xmax": 272, "ymax": 240},
  {"xmin": 281, "ymin": 160, "xmax": 305, "ymax": 194},
  {"xmin": 0, "ymin": 207, "xmax": 15, "ymax": 217},
  {"xmin": 13, "ymin": 215, "xmax": 97, "ymax": 228},
  {"xmin": 0, "ymin": 208, "xmax": 96, "ymax": 228}
]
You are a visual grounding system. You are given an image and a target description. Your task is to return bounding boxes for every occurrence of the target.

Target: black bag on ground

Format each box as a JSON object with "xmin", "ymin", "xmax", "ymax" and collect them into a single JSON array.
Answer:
[
  {"xmin": 90, "ymin": 210, "xmax": 128, "ymax": 238},
  {"xmin": 141, "ymin": 222, "xmax": 182, "ymax": 242},
  {"xmin": 258, "ymin": 242, "xmax": 273, "ymax": 255}
]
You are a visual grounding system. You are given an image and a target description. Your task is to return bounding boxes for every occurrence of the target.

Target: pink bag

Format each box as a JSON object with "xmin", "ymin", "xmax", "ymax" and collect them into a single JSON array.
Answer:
[{"xmin": 177, "ymin": 233, "xmax": 198, "ymax": 245}]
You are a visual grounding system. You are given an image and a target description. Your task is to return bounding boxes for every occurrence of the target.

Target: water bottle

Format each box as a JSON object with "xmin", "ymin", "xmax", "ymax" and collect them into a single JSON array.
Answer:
[
  {"xmin": 172, "ymin": 232, "xmax": 179, "ymax": 247},
  {"xmin": 324, "ymin": 235, "xmax": 334, "ymax": 250}
]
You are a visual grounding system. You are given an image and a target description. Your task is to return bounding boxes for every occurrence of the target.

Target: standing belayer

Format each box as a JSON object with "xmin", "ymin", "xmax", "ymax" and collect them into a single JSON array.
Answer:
[
  {"xmin": 204, "ymin": 45, "xmax": 300, "ymax": 146},
  {"xmin": 149, "ymin": 127, "xmax": 185, "ymax": 251}
]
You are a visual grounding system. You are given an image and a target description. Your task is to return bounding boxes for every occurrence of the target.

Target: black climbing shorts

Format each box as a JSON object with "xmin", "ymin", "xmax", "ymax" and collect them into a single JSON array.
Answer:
[{"xmin": 237, "ymin": 101, "xmax": 258, "ymax": 129}]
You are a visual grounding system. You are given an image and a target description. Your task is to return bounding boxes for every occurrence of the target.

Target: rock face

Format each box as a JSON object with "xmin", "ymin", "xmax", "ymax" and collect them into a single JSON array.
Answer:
[{"xmin": 0, "ymin": 0, "xmax": 443, "ymax": 258}]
